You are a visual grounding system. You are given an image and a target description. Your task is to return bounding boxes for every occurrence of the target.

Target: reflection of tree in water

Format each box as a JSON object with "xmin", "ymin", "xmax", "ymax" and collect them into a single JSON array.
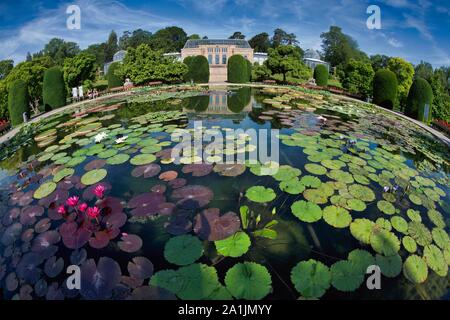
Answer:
[
  {"xmin": 227, "ymin": 87, "xmax": 251, "ymax": 113},
  {"xmin": 117, "ymin": 100, "xmax": 182, "ymax": 120},
  {"xmin": 184, "ymin": 96, "xmax": 209, "ymax": 112}
]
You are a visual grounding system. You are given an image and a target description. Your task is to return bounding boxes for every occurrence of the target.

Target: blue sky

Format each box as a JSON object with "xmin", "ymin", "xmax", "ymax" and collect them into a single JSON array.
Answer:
[{"xmin": 0, "ymin": 0, "xmax": 449, "ymax": 67}]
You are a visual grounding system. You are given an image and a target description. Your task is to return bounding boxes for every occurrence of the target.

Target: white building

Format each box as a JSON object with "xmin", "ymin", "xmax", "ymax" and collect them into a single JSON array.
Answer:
[
  {"xmin": 303, "ymin": 49, "xmax": 330, "ymax": 72},
  {"xmin": 103, "ymin": 50, "xmax": 127, "ymax": 74}
]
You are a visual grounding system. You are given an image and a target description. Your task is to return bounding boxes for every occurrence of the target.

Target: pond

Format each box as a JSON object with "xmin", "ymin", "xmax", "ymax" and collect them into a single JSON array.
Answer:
[{"xmin": 0, "ymin": 85, "xmax": 449, "ymax": 300}]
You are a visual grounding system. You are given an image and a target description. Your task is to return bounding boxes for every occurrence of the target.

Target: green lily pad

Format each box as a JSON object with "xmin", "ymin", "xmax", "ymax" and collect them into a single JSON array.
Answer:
[
  {"xmin": 291, "ymin": 201, "xmax": 322, "ymax": 223},
  {"xmin": 323, "ymin": 205, "xmax": 352, "ymax": 228},
  {"xmin": 370, "ymin": 227, "xmax": 400, "ymax": 256},
  {"xmin": 206, "ymin": 285, "xmax": 233, "ymax": 300},
  {"xmin": 106, "ymin": 153, "xmax": 130, "ymax": 165},
  {"xmin": 164, "ymin": 235, "xmax": 204, "ymax": 266},
  {"xmin": 97, "ymin": 149, "xmax": 118, "ymax": 159},
  {"xmin": 290, "ymin": 259, "xmax": 331, "ymax": 298},
  {"xmin": 347, "ymin": 198, "xmax": 366, "ymax": 212},
  {"xmin": 348, "ymin": 249, "xmax": 375, "ymax": 273},
  {"xmin": 130, "ymin": 154, "xmax": 156, "ymax": 165},
  {"xmin": 303, "ymin": 189, "xmax": 328, "ymax": 204},
  {"xmin": 80, "ymin": 169, "xmax": 107, "ymax": 186},
  {"xmin": 224, "ymin": 262, "xmax": 272, "ymax": 300},
  {"xmin": 245, "ymin": 186, "xmax": 276, "ymax": 203},
  {"xmin": 304, "ymin": 163, "xmax": 327, "ymax": 175},
  {"xmin": 377, "ymin": 200, "xmax": 395, "ymax": 215},
  {"xmin": 408, "ymin": 221, "xmax": 432, "ymax": 247},
  {"xmin": 33, "ymin": 181, "xmax": 57, "ymax": 199},
  {"xmin": 432, "ymin": 228, "xmax": 450, "ymax": 249},
  {"xmin": 376, "ymin": 218, "xmax": 392, "ymax": 231},
  {"xmin": 272, "ymin": 165, "xmax": 301, "ymax": 181},
  {"xmin": 300, "ymin": 175, "xmax": 322, "ymax": 188},
  {"xmin": 391, "ymin": 216, "xmax": 408, "ymax": 233},
  {"xmin": 327, "ymin": 169, "xmax": 354, "ymax": 184},
  {"xmin": 402, "ymin": 236, "xmax": 417, "ymax": 253},
  {"xmin": 408, "ymin": 193, "xmax": 423, "ymax": 205},
  {"xmin": 53, "ymin": 168, "xmax": 75, "ymax": 183},
  {"xmin": 279, "ymin": 178, "xmax": 305, "ymax": 194},
  {"xmin": 66, "ymin": 156, "xmax": 86, "ymax": 167},
  {"xmin": 406, "ymin": 209, "xmax": 422, "ymax": 222},
  {"xmin": 348, "ymin": 184, "xmax": 375, "ymax": 202},
  {"xmin": 350, "ymin": 219, "xmax": 374, "ymax": 244},
  {"xmin": 427, "ymin": 209, "xmax": 445, "ymax": 228},
  {"xmin": 423, "ymin": 245, "xmax": 447, "ymax": 277},
  {"xmin": 375, "ymin": 254, "xmax": 402, "ymax": 278},
  {"xmin": 403, "ymin": 255, "xmax": 428, "ymax": 284},
  {"xmin": 37, "ymin": 153, "xmax": 54, "ymax": 162},
  {"xmin": 215, "ymin": 232, "xmax": 251, "ymax": 258},
  {"xmin": 330, "ymin": 260, "xmax": 364, "ymax": 292}
]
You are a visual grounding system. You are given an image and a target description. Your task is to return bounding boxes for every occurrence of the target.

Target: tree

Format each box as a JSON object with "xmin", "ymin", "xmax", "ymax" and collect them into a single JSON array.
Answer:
[
  {"xmin": 83, "ymin": 43, "xmax": 107, "ymax": 69},
  {"xmin": 272, "ymin": 29, "xmax": 298, "ymax": 47},
  {"xmin": 320, "ymin": 26, "xmax": 367, "ymax": 67},
  {"xmin": 252, "ymin": 63, "xmax": 272, "ymax": 82},
  {"xmin": 63, "ymin": 53, "xmax": 96, "ymax": 89},
  {"xmin": 229, "ymin": 32, "xmax": 245, "ymax": 40},
  {"xmin": 149, "ymin": 26, "xmax": 187, "ymax": 52},
  {"xmin": 26, "ymin": 52, "xmax": 32, "ymax": 62},
  {"xmin": 341, "ymin": 59, "xmax": 374, "ymax": 97},
  {"xmin": 115, "ymin": 44, "xmax": 187, "ymax": 84},
  {"xmin": 105, "ymin": 30, "xmax": 119, "ymax": 63},
  {"xmin": 370, "ymin": 54, "xmax": 390, "ymax": 72},
  {"xmin": 119, "ymin": 29, "xmax": 153, "ymax": 49},
  {"xmin": 387, "ymin": 57, "xmax": 414, "ymax": 109},
  {"xmin": 43, "ymin": 66, "xmax": 66, "ymax": 111},
  {"xmin": 430, "ymin": 70, "xmax": 450, "ymax": 121},
  {"xmin": 40, "ymin": 38, "xmax": 80, "ymax": 65},
  {"xmin": 373, "ymin": 69, "xmax": 398, "ymax": 110},
  {"xmin": 314, "ymin": 65, "xmax": 329, "ymax": 86},
  {"xmin": 249, "ymin": 33, "xmax": 271, "ymax": 53},
  {"xmin": 414, "ymin": 61, "xmax": 433, "ymax": 82},
  {"xmin": 8, "ymin": 79, "xmax": 29, "ymax": 126},
  {"xmin": 184, "ymin": 56, "xmax": 209, "ymax": 83},
  {"xmin": 0, "ymin": 80, "xmax": 8, "ymax": 120},
  {"xmin": 405, "ymin": 77, "xmax": 433, "ymax": 123},
  {"xmin": 188, "ymin": 34, "xmax": 201, "ymax": 40},
  {"xmin": 107, "ymin": 62, "xmax": 123, "ymax": 88},
  {"xmin": 266, "ymin": 45, "xmax": 306, "ymax": 83},
  {"xmin": 0, "ymin": 60, "xmax": 14, "ymax": 80}
]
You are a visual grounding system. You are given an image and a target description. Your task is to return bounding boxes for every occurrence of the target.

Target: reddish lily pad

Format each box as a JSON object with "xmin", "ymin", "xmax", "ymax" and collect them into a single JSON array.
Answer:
[
  {"xmin": 80, "ymin": 257, "xmax": 122, "ymax": 299},
  {"xmin": 159, "ymin": 171, "xmax": 178, "ymax": 182},
  {"xmin": 131, "ymin": 164, "xmax": 161, "ymax": 178},
  {"xmin": 127, "ymin": 257, "xmax": 154, "ymax": 280},
  {"xmin": 182, "ymin": 164, "xmax": 213, "ymax": 177},
  {"xmin": 118, "ymin": 234, "xmax": 143, "ymax": 253},
  {"xmin": 194, "ymin": 208, "xmax": 241, "ymax": 241},
  {"xmin": 172, "ymin": 185, "xmax": 214, "ymax": 208}
]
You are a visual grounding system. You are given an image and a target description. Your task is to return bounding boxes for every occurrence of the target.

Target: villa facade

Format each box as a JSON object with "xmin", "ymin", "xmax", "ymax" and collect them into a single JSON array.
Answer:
[{"xmin": 181, "ymin": 39, "xmax": 254, "ymax": 82}]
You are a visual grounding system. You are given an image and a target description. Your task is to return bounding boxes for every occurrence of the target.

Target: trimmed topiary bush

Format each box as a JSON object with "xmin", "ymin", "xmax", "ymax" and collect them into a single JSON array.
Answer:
[
  {"xmin": 246, "ymin": 59, "xmax": 252, "ymax": 83},
  {"xmin": 184, "ymin": 56, "xmax": 209, "ymax": 83},
  {"xmin": 43, "ymin": 66, "xmax": 66, "ymax": 111},
  {"xmin": 107, "ymin": 62, "xmax": 123, "ymax": 88},
  {"xmin": 228, "ymin": 55, "xmax": 249, "ymax": 83},
  {"xmin": 405, "ymin": 77, "xmax": 434, "ymax": 123},
  {"xmin": 314, "ymin": 64, "xmax": 329, "ymax": 86},
  {"xmin": 373, "ymin": 69, "xmax": 398, "ymax": 110},
  {"xmin": 7, "ymin": 79, "xmax": 29, "ymax": 126}
]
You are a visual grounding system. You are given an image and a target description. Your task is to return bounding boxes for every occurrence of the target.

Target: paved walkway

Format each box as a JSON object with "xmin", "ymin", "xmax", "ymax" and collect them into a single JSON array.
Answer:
[{"xmin": 1, "ymin": 83, "xmax": 448, "ymax": 147}]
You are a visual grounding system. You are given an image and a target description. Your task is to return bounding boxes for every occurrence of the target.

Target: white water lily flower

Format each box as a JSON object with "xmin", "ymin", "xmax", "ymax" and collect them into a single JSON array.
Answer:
[
  {"xmin": 94, "ymin": 132, "xmax": 107, "ymax": 143},
  {"xmin": 115, "ymin": 136, "xmax": 128, "ymax": 144}
]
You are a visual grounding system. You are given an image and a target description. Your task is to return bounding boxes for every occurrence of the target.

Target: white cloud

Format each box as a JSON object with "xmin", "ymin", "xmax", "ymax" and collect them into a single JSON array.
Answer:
[{"xmin": 388, "ymin": 37, "xmax": 403, "ymax": 48}]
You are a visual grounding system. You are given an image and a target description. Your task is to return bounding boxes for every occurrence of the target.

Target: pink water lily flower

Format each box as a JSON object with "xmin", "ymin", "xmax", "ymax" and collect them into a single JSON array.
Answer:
[
  {"xmin": 57, "ymin": 205, "xmax": 66, "ymax": 215},
  {"xmin": 86, "ymin": 206, "xmax": 101, "ymax": 219},
  {"xmin": 93, "ymin": 184, "xmax": 106, "ymax": 198},
  {"xmin": 66, "ymin": 196, "xmax": 79, "ymax": 207},
  {"xmin": 78, "ymin": 203, "xmax": 88, "ymax": 212}
]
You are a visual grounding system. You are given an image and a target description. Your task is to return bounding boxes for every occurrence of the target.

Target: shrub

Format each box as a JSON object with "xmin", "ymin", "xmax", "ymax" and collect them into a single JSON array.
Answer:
[
  {"xmin": 43, "ymin": 66, "xmax": 66, "ymax": 111},
  {"xmin": 373, "ymin": 69, "xmax": 398, "ymax": 110},
  {"xmin": 246, "ymin": 59, "xmax": 252, "ymax": 82},
  {"xmin": 0, "ymin": 80, "xmax": 8, "ymax": 120},
  {"xmin": 184, "ymin": 56, "xmax": 209, "ymax": 83},
  {"xmin": 314, "ymin": 65, "xmax": 329, "ymax": 86},
  {"xmin": 7, "ymin": 79, "xmax": 29, "ymax": 126},
  {"xmin": 405, "ymin": 77, "xmax": 434, "ymax": 123},
  {"xmin": 228, "ymin": 55, "xmax": 248, "ymax": 83},
  {"xmin": 107, "ymin": 62, "xmax": 123, "ymax": 88}
]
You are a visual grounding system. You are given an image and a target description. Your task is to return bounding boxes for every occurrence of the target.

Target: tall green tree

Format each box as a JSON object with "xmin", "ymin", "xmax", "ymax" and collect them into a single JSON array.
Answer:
[
  {"xmin": 387, "ymin": 57, "xmax": 415, "ymax": 109},
  {"xmin": 119, "ymin": 29, "xmax": 153, "ymax": 49},
  {"xmin": 370, "ymin": 54, "xmax": 390, "ymax": 72},
  {"xmin": 188, "ymin": 34, "xmax": 201, "ymax": 40},
  {"xmin": 105, "ymin": 30, "xmax": 119, "ymax": 62},
  {"xmin": 272, "ymin": 28, "xmax": 298, "ymax": 47},
  {"xmin": 43, "ymin": 66, "xmax": 66, "ymax": 111},
  {"xmin": 0, "ymin": 80, "xmax": 8, "ymax": 119},
  {"xmin": 341, "ymin": 59, "xmax": 374, "ymax": 97},
  {"xmin": 82, "ymin": 43, "xmax": 107, "ymax": 69},
  {"xmin": 229, "ymin": 31, "xmax": 246, "ymax": 39},
  {"xmin": 414, "ymin": 61, "xmax": 433, "ymax": 82},
  {"xmin": 266, "ymin": 45, "xmax": 308, "ymax": 83},
  {"xmin": 430, "ymin": 69, "xmax": 450, "ymax": 121},
  {"xmin": 40, "ymin": 38, "xmax": 80, "ymax": 65},
  {"xmin": 0, "ymin": 60, "xmax": 14, "ymax": 80},
  {"xmin": 63, "ymin": 53, "xmax": 96, "ymax": 89},
  {"xmin": 149, "ymin": 26, "xmax": 187, "ymax": 52},
  {"xmin": 116, "ymin": 44, "xmax": 187, "ymax": 84},
  {"xmin": 8, "ymin": 79, "xmax": 30, "ymax": 126},
  {"xmin": 249, "ymin": 33, "xmax": 271, "ymax": 53}
]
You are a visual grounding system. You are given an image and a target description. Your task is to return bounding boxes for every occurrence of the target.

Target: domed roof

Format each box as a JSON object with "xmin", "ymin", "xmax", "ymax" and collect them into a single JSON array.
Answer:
[{"xmin": 304, "ymin": 49, "xmax": 321, "ymax": 60}]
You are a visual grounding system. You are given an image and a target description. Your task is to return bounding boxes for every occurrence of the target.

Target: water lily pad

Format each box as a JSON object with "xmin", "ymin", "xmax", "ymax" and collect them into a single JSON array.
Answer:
[
  {"xmin": 406, "ymin": 209, "xmax": 422, "ymax": 222},
  {"xmin": 213, "ymin": 164, "xmax": 246, "ymax": 177},
  {"xmin": 403, "ymin": 255, "xmax": 428, "ymax": 284},
  {"xmin": 245, "ymin": 186, "xmax": 276, "ymax": 203},
  {"xmin": 300, "ymin": 175, "xmax": 322, "ymax": 188},
  {"xmin": 224, "ymin": 262, "xmax": 272, "ymax": 300},
  {"xmin": 272, "ymin": 165, "xmax": 301, "ymax": 181},
  {"xmin": 408, "ymin": 221, "xmax": 432, "ymax": 247},
  {"xmin": 33, "ymin": 182, "xmax": 57, "ymax": 199},
  {"xmin": 370, "ymin": 227, "xmax": 400, "ymax": 256},
  {"xmin": 377, "ymin": 200, "xmax": 395, "ymax": 215},
  {"xmin": 348, "ymin": 249, "xmax": 375, "ymax": 273},
  {"xmin": 130, "ymin": 154, "xmax": 156, "ymax": 165},
  {"xmin": 402, "ymin": 236, "xmax": 417, "ymax": 253},
  {"xmin": 215, "ymin": 232, "xmax": 251, "ymax": 258},
  {"xmin": 350, "ymin": 219, "xmax": 375, "ymax": 244},
  {"xmin": 432, "ymin": 228, "xmax": 450, "ymax": 249},
  {"xmin": 290, "ymin": 259, "xmax": 331, "ymax": 298},
  {"xmin": 303, "ymin": 189, "xmax": 328, "ymax": 204},
  {"xmin": 391, "ymin": 216, "xmax": 408, "ymax": 233},
  {"xmin": 172, "ymin": 185, "xmax": 214, "ymax": 208},
  {"xmin": 106, "ymin": 153, "xmax": 130, "ymax": 165},
  {"xmin": 305, "ymin": 163, "xmax": 327, "ymax": 175},
  {"xmin": 194, "ymin": 208, "xmax": 240, "ymax": 241},
  {"xmin": 423, "ymin": 245, "xmax": 447, "ymax": 277},
  {"xmin": 131, "ymin": 164, "xmax": 161, "ymax": 178},
  {"xmin": 80, "ymin": 257, "xmax": 122, "ymax": 299},
  {"xmin": 279, "ymin": 178, "xmax": 305, "ymax": 194},
  {"xmin": 323, "ymin": 205, "xmax": 352, "ymax": 228},
  {"xmin": 118, "ymin": 234, "xmax": 143, "ymax": 253},
  {"xmin": 291, "ymin": 200, "xmax": 322, "ymax": 223},
  {"xmin": 127, "ymin": 257, "xmax": 154, "ymax": 280},
  {"xmin": 164, "ymin": 235, "xmax": 203, "ymax": 266},
  {"xmin": 375, "ymin": 254, "xmax": 402, "ymax": 278},
  {"xmin": 427, "ymin": 209, "xmax": 445, "ymax": 228},
  {"xmin": 44, "ymin": 256, "xmax": 64, "ymax": 278},
  {"xmin": 81, "ymin": 169, "xmax": 107, "ymax": 186},
  {"xmin": 182, "ymin": 164, "xmax": 213, "ymax": 177},
  {"xmin": 330, "ymin": 260, "xmax": 364, "ymax": 292},
  {"xmin": 346, "ymin": 198, "xmax": 366, "ymax": 212},
  {"xmin": 349, "ymin": 184, "xmax": 375, "ymax": 202},
  {"xmin": 53, "ymin": 168, "xmax": 75, "ymax": 183}
]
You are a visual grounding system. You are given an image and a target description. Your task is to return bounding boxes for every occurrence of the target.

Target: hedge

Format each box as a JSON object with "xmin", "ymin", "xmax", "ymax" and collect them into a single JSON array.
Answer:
[
  {"xmin": 184, "ymin": 56, "xmax": 209, "ymax": 83},
  {"xmin": 314, "ymin": 64, "xmax": 329, "ymax": 86},
  {"xmin": 107, "ymin": 62, "xmax": 123, "ymax": 88},
  {"xmin": 7, "ymin": 79, "xmax": 29, "ymax": 126},
  {"xmin": 43, "ymin": 66, "xmax": 66, "ymax": 111},
  {"xmin": 405, "ymin": 77, "xmax": 434, "ymax": 123},
  {"xmin": 228, "ymin": 55, "xmax": 249, "ymax": 83},
  {"xmin": 246, "ymin": 59, "xmax": 252, "ymax": 82},
  {"xmin": 373, "ymin": 69, "xmax": 398, "ymax": 110}
]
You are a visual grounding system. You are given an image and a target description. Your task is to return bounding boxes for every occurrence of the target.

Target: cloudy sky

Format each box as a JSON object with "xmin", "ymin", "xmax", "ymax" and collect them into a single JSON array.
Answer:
[{"xmin": 0, "ymin": 0, "xmax": 449, "ymax": 67}]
